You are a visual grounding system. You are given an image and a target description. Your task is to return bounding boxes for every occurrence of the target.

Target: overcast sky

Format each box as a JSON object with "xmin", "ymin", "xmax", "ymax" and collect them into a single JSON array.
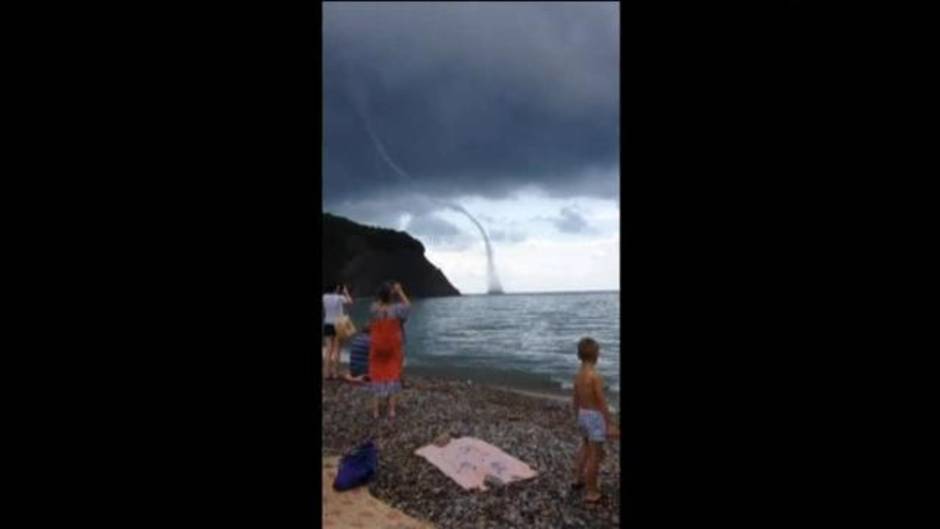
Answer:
[{"xmin": 323, "ymin": 2, "xmax": 619, "ymax": 294}]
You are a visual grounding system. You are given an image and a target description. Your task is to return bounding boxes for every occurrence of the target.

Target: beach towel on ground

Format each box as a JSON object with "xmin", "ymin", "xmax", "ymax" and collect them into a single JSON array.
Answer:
[{"xmin": 414, "ymin": 437, "xmax": 538, "ymax": 491}]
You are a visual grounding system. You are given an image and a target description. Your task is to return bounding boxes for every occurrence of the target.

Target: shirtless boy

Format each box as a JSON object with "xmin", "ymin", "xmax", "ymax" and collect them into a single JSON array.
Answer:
[{"xmin": 571, "ymin": 337, "xmax": 620, "ymax": 504}]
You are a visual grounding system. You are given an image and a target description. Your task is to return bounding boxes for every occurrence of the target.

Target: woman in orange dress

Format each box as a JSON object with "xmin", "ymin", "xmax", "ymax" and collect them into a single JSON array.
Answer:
[{"xmin": 368, "ymin": 281, "xmax": 410, "ymax": 419}]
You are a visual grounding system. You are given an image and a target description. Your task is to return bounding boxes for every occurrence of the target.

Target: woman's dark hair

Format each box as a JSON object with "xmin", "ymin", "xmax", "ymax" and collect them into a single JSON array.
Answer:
[{"xmin": 376, "ymin": 282, "xmax": 394, "ymax": 304}]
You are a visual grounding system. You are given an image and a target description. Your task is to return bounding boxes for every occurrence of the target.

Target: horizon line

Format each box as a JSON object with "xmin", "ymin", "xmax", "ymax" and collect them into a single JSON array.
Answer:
[{"xmin": 460, "ymin": 288, "xmax": 619, "ymax": 295}]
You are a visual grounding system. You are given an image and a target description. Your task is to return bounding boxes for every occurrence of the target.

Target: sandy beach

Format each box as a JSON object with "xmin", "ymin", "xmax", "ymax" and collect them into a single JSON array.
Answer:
[{"xmin": 322, "ymin": 374, "xmax": 622, "ymax": 529}]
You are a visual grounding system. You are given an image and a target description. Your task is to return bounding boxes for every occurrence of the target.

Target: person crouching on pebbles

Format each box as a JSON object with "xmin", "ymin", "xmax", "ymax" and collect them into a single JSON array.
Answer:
[
  {"xmin": 341, "ymin": 325, "xmax": 370, "ymax": 384},
  {"xmin": 571, "ymin": 337, "xmax": 620, "ymax": 504}
]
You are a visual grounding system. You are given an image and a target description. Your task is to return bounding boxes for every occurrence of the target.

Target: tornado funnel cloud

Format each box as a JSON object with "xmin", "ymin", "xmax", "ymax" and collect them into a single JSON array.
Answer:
[
  {"xmin": 442, "ymin": 203, "xmax": 504, "ymax": 295},
  {"xmin": 348, "ymin": 88, "xmax": 505, "ymax": 294},
  {"xmin": 349, "ymin": 88, "xmax": 412, "ymax": 183}
]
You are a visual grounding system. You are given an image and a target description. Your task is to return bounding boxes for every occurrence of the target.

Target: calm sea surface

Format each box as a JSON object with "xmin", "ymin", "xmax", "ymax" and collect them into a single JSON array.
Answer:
[{"xmin": 339, "ymin": 291, "xmax": 620, "ymax": 410}]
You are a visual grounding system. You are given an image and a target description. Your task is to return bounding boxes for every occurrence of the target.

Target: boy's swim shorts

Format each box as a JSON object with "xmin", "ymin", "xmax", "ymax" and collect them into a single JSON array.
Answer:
[{"xmin": 578, "ymin": 408, "xmax": 607, "ymax": 442}]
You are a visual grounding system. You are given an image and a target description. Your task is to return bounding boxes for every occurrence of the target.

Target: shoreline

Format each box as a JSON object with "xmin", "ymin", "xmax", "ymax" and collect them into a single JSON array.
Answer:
[
  {"xmin": 493, "ymin": 385, "xmax": 571, "ymax": 405},
  {"xmin": 324, "ymin": 347, "xmax": 620, "ymax": 413}
]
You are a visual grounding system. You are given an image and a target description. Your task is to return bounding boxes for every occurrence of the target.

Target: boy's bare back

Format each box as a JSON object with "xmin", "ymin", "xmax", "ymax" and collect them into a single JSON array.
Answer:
[{"xmin": 573, "ymin": 367, "xmax": 605, "ymax": 412}]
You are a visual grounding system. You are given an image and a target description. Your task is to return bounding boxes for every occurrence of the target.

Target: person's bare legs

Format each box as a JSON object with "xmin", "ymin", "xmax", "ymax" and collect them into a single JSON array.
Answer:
[
  {"xmin": 324, "ymin": 336, "xmax": 333, "ymax": 378},
  {"xmin": 399, "ymin": 356, "xmax": 405, "ymax": 386},
  {"xmin": 334, "ymin": 339, "xmax": 344, "ymax": 379},
  {"xmin": 584, "ymin": 442, "xmax": 602, "ymax": 503},
  {"xmin": 328, "ymin": 337, "xmax": 340, "ymax": 378},
  {"xmin": 573, "ymin": 438, "xmax": 588, "ymax": 486},
  {"xmin": 334, "ymin": 339, "xmax": 343, "ymax": 379}
]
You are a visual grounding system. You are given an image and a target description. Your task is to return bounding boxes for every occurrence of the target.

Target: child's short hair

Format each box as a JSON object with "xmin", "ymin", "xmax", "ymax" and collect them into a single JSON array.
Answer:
[{"xmin": 577, "ymin": 337, "xmax": 600, "ymax": 363}]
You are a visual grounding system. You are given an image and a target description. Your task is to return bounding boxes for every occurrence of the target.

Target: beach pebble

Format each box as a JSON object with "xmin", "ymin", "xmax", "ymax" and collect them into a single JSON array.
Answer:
[{"xmin": 483, "ymin": 474, "xmax": 505, "ymax": 488}]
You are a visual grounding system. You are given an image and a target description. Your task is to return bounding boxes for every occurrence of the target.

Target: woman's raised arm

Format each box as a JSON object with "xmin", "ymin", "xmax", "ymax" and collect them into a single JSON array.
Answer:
[{"xmin": 394, "ymin": 283, "xmax": 410, "ymax": 306}]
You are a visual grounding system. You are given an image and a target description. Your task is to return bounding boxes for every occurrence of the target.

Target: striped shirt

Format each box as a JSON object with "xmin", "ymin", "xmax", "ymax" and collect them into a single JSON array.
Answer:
[{"xmin": 348, "ymin": 332, "xmax": 370, "ymax": 377}]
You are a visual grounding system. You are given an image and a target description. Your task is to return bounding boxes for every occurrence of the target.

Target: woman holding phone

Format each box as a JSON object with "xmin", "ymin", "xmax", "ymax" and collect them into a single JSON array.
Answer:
[{"xmin": 368, "ymin": 281, "xmax": 410, "ymax": 419}]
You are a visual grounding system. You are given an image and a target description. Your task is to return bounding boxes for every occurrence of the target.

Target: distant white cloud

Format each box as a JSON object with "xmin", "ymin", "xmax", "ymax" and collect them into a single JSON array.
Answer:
[
  {"xmin": 489, "ymin": 229, "xmax": 527, "ymax": 243},
  {"xmin": 326, "ymin": 190, "xmax": 619, "ymax": 294},
  {"xmin": 420, "ymin": 192, "xmax": 619, "ymax": 293}
]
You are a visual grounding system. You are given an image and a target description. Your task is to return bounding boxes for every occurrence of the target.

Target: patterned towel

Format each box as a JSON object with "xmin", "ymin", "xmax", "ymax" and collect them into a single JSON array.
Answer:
[{"xmin": 414, "ymin": 437, "xmax": 538, "ymax": 491}]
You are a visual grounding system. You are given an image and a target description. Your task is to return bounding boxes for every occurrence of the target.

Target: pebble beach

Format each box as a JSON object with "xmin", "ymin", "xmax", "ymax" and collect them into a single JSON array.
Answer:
[{"xmin": 322, "ymin": 375, "xmax": 622, "ymax": 529}]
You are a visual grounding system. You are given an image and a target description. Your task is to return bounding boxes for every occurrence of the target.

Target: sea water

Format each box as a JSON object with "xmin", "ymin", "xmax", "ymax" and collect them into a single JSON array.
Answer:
[{"xmin": 334, "ymin": 291, "xmax": 620, "ymax": 410}]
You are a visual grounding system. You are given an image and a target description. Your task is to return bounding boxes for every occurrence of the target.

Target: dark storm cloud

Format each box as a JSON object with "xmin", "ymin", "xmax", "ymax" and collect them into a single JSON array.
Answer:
[
  {"xmin": 326, "ymin": 195, "xmax": 478, "ymax": 248},
  {"xmin": 408, "ymin": 213, "xmax": 478, "ymax": 250},
  {"xmin": 553, "ymin": 207, "xmax": 592, "ymax": 234},
  {"xmin": 407, "ymin": 213, "xmax": 460, "ymax": 239},
  {"xmin": 326, "ymin": 190, "xmax": 445, "ymax": 230},
  {"xmin": 323, "ymin": 2, "xmax": 619, "ymax": 210}
]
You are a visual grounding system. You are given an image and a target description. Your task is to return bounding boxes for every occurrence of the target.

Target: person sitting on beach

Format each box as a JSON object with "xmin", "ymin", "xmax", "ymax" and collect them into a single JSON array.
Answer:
[
  {"xmin": 322, "ymin": 283, "xmax": 353, "ymax": 380},
  {"xmin": 341, "ymin": 325, "xmax": 370, "ymax": 383},
  {"xmin": 571, "ymin": 337, "xmax": 620, "ymax": 504},
  {"xmin": 368, "ymin": 281, "xmax": 410, "ymax": 419}
]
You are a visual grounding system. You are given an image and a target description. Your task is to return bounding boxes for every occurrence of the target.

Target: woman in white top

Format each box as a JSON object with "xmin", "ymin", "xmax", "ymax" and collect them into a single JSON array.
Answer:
[{"xmin": 323, "ymin": 283, "xmax": 353, "ymax": 380}]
